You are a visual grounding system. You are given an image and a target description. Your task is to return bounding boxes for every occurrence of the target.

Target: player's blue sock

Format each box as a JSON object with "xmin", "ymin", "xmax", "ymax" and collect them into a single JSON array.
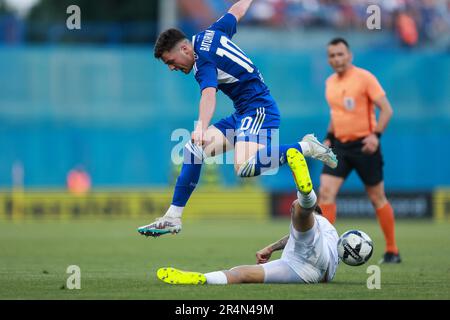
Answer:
[
  {"xmin": 172, "ymin": 141, "xmax": 204, "ymax": 207},
  {"xmin": 238, "ymin": 143, "xmax": 302, "ymax": 177}
]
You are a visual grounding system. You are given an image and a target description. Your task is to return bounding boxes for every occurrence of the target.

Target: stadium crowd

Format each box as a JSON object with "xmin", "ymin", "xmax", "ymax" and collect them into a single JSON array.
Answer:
[
  {"xmin": 193, "ymin": 0, "xmax": 450, "ymax": 46},
  {"xmin": 0, "ymin": 0, "xmax": 448, "ymax": 47}
]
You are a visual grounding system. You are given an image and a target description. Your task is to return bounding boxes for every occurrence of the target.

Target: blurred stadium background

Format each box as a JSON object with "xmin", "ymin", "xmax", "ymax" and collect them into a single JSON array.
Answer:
[{"xmin": 0, "ymin": 0, "xmax": 449, "ymax": 221}]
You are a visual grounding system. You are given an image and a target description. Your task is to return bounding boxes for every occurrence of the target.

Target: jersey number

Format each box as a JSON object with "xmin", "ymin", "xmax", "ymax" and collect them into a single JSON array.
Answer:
[{"xmin": 215, "ymin": 36, "xmax": 254, "ymax": 73}]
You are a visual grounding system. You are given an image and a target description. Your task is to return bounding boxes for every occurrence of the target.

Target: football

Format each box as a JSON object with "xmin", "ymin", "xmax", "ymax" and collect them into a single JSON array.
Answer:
[{"xmin": 337, "ymin": 230, "xmax": 374, "ymax": 266}]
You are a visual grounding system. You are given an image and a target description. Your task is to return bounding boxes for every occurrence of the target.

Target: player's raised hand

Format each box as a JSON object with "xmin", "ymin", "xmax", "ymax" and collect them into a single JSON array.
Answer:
[
  {"xmin": 361, "ymin": 133, "xmax": 379, "ymax": 154},
  {"xmin": 256, "ymin": 246, "xmax": 273, "ymax": 264}
]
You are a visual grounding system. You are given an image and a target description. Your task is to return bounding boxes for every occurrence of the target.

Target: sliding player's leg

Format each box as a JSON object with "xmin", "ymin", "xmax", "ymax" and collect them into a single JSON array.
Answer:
[
  {"xmin": 286, "ymin": 148, "xmax": 316, "ymax": 231},
  {"xmin": 285, "ymin": 148, "xmax": 339, "ymax": 283},
  {"xmin": 138, "ymin": 125, "xmax": 233, "ymax": 237},
  {"xmin": 157, "ymin": 265, "xmax": 264, "ymax": 285},
  {"xmin": 157, "ymin": 263, "xmax": 303, "ymax": 285}
]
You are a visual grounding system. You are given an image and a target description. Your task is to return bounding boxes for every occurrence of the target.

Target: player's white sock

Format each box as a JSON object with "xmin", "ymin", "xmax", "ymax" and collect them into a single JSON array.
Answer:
[
  {"xmin": 299, "ymin": 141, "xmax": 311, "ymax": 157},
  {"xmin": 204, "ymin": 271, "xmax": 228, "ymax": 285},
  {"xmin": 297, "ymin": 190, "xmax": 317, "ymax": 209},
  {"xmin": 164, "ymin": 205, "xmax": 184, "ymax": 219}
]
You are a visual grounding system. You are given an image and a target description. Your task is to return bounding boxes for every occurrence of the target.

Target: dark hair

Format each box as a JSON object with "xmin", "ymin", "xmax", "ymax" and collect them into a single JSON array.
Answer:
[
  {"xmin": 328, "ymin": 37, "xmax": 350, "ymax": 49},
  {"xmin": 154, "ymin": 28, "xmax": 187, "ymax": 59}
]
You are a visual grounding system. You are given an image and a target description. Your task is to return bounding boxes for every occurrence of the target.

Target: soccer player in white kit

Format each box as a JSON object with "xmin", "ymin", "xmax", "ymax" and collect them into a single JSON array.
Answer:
[{"xmin": 157, "ymin": 148, "xmax": 340, "ymax": 285}]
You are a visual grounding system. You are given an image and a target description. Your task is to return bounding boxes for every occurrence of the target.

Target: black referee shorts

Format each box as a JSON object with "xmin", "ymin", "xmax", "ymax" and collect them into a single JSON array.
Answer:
[{"xmin": 322, "ymin": 138, "xmax": 384, "ymax": 186}]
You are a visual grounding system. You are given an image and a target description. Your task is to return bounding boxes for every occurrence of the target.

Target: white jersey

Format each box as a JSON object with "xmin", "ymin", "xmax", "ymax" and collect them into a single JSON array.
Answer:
[{"xmin": 281, "ymin": 214, "xmax": 339, "ymax": 283}]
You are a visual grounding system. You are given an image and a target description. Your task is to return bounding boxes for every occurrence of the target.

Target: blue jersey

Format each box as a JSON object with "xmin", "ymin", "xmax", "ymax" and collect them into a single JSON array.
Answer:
[{"xmin": 192, "ymin": 13, "xmax": 277, "ymax": 115}]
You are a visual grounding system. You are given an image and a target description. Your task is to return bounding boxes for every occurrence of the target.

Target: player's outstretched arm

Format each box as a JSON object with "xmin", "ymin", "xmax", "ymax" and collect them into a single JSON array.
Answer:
[
  {"xmin": 228, "ymin": 0, "xmax": 254, "ymax": 22},
  {"xmin": 192, "ymin": 87, "xmax": 217, "ymax": 146}
]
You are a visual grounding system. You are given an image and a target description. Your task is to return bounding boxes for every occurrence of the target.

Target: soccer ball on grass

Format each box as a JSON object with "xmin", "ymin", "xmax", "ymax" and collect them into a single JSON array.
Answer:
[{"xmin": 337, "ymin": 230, "xmax": 373, "ymax": 266}]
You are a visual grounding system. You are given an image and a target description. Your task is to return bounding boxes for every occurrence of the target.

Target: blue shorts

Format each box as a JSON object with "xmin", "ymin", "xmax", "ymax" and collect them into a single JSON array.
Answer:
[{"xmin": 213, "ymin": 105, "xmax": 280, "ymax": 146}]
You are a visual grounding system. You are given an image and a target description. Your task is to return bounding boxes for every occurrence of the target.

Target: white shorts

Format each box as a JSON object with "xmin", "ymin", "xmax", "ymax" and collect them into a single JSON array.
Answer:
[
  {"xmin": 262, "ymin": 259, "xmax": 305, "ymax": 283},
  {"xmin": 263, "ymin": 215, "xmax": 339, "ymax": 284}
]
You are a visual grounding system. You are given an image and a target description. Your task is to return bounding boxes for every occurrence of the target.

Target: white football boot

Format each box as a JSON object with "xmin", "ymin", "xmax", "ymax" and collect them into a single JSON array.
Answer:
[
  {"xmin": 138, "ymin": 216, "xmax": 182, "ymax": 237},
  {"xmin": 301, "ymin": 134, "xmax": 338, "ymax": 169}
]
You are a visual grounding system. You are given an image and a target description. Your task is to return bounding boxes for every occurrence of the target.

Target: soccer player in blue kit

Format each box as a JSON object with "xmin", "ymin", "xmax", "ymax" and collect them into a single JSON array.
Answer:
[{"xmin": 138, "ymin": 0, "xmax": 337, "ymax": 237}]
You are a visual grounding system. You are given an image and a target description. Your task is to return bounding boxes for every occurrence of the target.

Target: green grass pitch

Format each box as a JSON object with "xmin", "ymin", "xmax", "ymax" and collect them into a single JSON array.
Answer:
[{"xmin": 0, "ymin": 217, "xmax": 449, "ymax": 299}]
